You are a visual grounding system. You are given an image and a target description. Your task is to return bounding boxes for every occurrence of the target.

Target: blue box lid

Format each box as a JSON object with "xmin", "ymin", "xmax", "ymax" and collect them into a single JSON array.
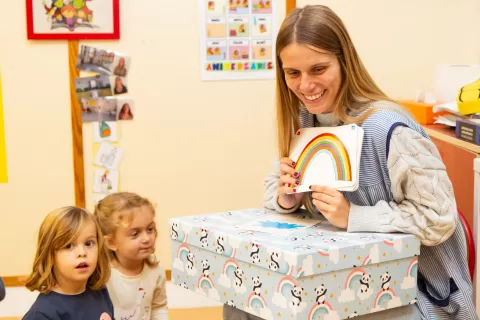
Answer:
[{"xmin": 169, "ymin": 208, "xmax": 420, "ymax": 278}]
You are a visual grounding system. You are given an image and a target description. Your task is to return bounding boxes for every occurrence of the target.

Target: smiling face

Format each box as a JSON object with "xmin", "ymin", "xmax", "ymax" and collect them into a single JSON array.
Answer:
[{"xmin": 280, "ymin": 43, "xmax": 342, "ymax": 114}]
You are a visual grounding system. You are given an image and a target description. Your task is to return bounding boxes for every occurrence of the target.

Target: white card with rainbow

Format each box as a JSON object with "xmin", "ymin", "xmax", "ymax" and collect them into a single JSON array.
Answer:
[{"xmin": 288, "ymin": 124, "xmax": 364, "ymax": 193}]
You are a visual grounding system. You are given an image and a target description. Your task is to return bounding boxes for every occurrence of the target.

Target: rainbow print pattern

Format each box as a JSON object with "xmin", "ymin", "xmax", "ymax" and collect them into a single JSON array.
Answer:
[{"xmin": 294, "ymin": 133, "xmax": 352, "ymax": 184}]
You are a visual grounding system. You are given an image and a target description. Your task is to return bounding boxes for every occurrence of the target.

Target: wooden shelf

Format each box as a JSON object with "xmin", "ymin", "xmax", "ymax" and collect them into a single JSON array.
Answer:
[{"xmin": 423, "ymin": 124, "xmax": 480, "ymax": 154}]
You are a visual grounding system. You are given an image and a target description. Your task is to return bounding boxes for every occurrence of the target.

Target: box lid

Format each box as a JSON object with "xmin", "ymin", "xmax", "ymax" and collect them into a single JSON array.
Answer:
[{"xmin": 169, "ymin": 208, "xmax": 420, "ymax": 278}]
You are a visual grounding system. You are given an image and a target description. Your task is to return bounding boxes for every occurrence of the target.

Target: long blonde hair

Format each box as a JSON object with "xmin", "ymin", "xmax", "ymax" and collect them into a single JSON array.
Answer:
[
  {"xmin": 25, "ymin": 207, "xmax": 110, "ymax": 293},
  {"xmin": 94, "ymin": 192, "xmax": 159, "ymax": 268},
  {"xmin": 275, "ymin": 5, "xmax": 394, "ymax": 158}
]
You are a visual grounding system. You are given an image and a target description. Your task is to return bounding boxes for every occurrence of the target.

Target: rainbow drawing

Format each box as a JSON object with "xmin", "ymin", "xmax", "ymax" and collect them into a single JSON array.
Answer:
[
  {"xmin": 296, "ymin": 266, "xmax": 304, "ymax": 278},
  {"xmin": 362, "ymin": 255, "xmax": 372, "ymax": 265},
  {"xmin": 317, "ymin": 247, "xmax": 330, "ymax": 257},
  {"xmin": 344, "ymin": 268, "xmax": 366, "ymax": 289},
  {"xmin": 407, "ymin": 257, "xmax": 418, "ymax": 277},
  {"xmin": 373, "ymin": 288, "xmax": 397, "ymax": 309},
  {"xmin": 308, "ymin": 301, "xmax": 333, "ymax": 319},
  {"xmin": 223, "ymin": 259, "xmax": 239, "ymax": 276},
  {"xmin": 276, "ymin": 276, "xmax": 298, "ymax": 295},
  {"xmin": 176, "ymin": 244, "xmax": 190, "ymax": 259},
  {"xmin": 293, "ymin": 133, "xmax": 352, "ymax": 185},
  {"xmin": 248, "ymin": 292, "xmax": 267, "ymax": 309},
  {"xmin": 287, "ymin": 264, "xmax": 294, "ymax": 276},
  {"xmin": 198, "ymin": 275, "xmax": 215, "ymax": 290},
  {"xmin": 383, "ymin": 238, "xmax": 394, "ymax": 246},
  {"xmin": 230, "ymin": 248, "xmax": 237, "ymax": 258}
]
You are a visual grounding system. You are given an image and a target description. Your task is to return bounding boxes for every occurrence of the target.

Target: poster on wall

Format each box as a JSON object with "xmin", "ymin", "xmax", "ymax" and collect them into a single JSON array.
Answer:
[
  {"xmin": 0, "ymin": 68, "xmax": 7, "ymax": 183},
  {"xmin": 26, "ymin": 0, "xmax": 120, "ymax": 40},
  {"xmin": 199, "ymin": 0, "xmax": 278, "ymax": 81}
]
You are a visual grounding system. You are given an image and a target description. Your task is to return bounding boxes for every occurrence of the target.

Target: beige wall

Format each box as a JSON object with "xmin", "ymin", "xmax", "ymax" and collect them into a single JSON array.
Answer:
[{"xmin": 1, "ymin": 0, "xmax": 479, "ymax": 276}]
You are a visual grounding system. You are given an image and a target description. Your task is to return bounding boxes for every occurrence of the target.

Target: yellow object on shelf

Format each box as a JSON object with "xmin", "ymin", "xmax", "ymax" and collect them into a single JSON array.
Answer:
[{"xmin": 457, "ymin": 78, "xmax": 480, "ymax": 115}]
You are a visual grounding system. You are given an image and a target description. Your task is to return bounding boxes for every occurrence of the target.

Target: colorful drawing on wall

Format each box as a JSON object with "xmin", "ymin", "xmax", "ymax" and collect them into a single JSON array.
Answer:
[
  {"xmin": 93, "ymin": 121, "xmax": 117, "ymax": 142},
  {"xmin": 0, "ymin": 68, "xmax": 7, "ymax": 183},
  {"xmin": 200, "ymin": 0, "xmax": 278, "ymax": 80},
  {"xmin": 93, "ymin": 168, "xmax": 119, "ymax": 193},
  {"xmin": 26, "ymin": 0, "xmax": 120, "ymax": 40},
  {"xmin": 288, "ymin": 125, "xmax": 364, "ymax": 193}
]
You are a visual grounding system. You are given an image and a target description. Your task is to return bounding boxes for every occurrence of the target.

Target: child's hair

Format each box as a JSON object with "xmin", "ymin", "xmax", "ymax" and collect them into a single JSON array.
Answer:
[
  {"xmin": 25, "ymin": 206, "xmax": 110, "ymax": 293},
  {"xmin": 94, "ymin": 192, "xmax": 159, "ymax": 268}
]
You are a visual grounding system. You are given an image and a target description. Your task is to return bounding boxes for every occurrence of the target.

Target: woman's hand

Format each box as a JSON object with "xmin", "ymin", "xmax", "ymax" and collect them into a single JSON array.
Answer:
[
  {"xmin": 277, "ymin": 157, "xmax": 304, "ymax": 209},
  {"xmin": 310, "ymin": 185, "xmax": 350, "ymax": 229}
]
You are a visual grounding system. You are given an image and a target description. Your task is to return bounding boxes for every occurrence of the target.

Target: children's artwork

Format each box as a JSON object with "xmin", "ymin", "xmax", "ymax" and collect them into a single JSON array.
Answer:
[
  {"xmin": 252, "ymin": 0, "xmax": 272, "ymax": 13},
  {"xmin": 77, "ymin": 46, "xmax": 131, "ymax": 76},
  {"xmin": 206, "ymin": 17, "xmax": 227, "ymax": 38},
  {"xmin": 0, "ymin": 68, "xmax": 7, "ymax": 183},
  {"xmin": 288, "ymin": 124, "xmax": 364, "ymax": 193},
  {"xmin": 236, "ymin": 213, "xmax": 319, "ymax": 236},
  {"xmin": 206, "ymin": 0, "xmax": 226, "ymax": 15},
  {"xmin": 229, "ymin": 40, "xmax": 249, "ymax": 60},
  {"xmin": 229, "ymin": 0, "xmax": 249, "ymax": 14},
  {"xmin": 81, "ymin": 97, "xmax": 117, "ymax": 123},
  {"xmin": 251, "ymin": 40, "xmax": 272, "ymax": 60},
  {"xmin": 228, "ymin": 17, "xmax": 249, "ymax": 37},
  {"xmin": 200, "ymin": 0, "xmax": 278, "ymax": 80},
  {"xmin": 26, "ymin": 0, "xmax": 120, "ymax": 40},
  {"xmin": 93, "ymin": 142, "xmax": 123, "ymax": 169},
  {"xmin": 206, "ymin": 40, "xmax": 227, "ymax": 61},
  {"xmin": 93, "ymin": 168, "xmax": 119, "ymax": 193},
  {"xmin": 116, "ymin": 98, "xmax": 134, "ymax": 121},
  {"xmin": 93, "ymin": 121, "xmax": 118, "ymax": 142},
  {"xmin": 252, "ymin": 16, "xmax": 272, "ymax": 37},
  {"xmin": 111, "ymin": 76, "xmax": 128, "ymax": 95},
  {"xmin": 75, "ymin": 74, "xmax": 113, "ymax": 105}
]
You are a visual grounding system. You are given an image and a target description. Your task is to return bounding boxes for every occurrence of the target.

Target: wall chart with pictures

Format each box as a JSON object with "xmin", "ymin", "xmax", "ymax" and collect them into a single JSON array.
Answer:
[{"xmin": 199, "ymin": 0, "xmax": 278, "ymax": 80}]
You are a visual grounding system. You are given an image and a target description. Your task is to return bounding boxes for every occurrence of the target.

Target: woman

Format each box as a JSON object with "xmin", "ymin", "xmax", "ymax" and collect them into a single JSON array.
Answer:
[
  {"xmin": 113, "ymin": 57, "xmax": 127, "ymax": 77},
  {"xmin": 118, "ymin": 103, "xmax": 133, "ymax": 120},
  {"xmin": 225, "ymin": 5, "xmax": 477, "ymax": 320},
  {"xmin": 113, "ymin": 76, "xmax": 128, "ymax": 95}
]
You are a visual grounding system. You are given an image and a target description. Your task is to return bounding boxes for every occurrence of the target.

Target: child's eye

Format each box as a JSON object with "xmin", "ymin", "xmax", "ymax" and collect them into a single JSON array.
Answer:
[
  {"xmin": 148, "ymin": 227, "xmax": 155, "ymax": 233},
  {"xmin": 86, "ymin": 240, "xmax": 95, "ymax": 247},
  {"xmin": 131, "ymin": 231, "xmax": 138, "ymax": 237},
  {"xmin": 285, "ymin": 71, "xmax": 299, "ymax": 77},
  {"xmin": 65, "ymin": 243, "xmax": 73, "ymax": 249},
  {"xmin": 312, "ymin": 67, "xmax": 325, "ymax": 73}
]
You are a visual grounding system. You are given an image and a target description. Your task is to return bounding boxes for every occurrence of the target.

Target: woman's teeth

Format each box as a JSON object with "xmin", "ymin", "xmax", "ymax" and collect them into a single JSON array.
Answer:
[{"xmin": 305, "ymin": 90, "xmax": 325, "ymax": 101}]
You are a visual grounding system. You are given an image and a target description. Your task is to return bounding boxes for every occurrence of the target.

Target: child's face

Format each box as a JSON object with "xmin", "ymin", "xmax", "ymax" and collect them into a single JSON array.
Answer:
[
  {"xmin": 111, "ymin": 206, "xmax": 156, "ymax": 262},
  {"xmin": 54, "ymin": 220, "xmax": 99, "ymax": 287}
]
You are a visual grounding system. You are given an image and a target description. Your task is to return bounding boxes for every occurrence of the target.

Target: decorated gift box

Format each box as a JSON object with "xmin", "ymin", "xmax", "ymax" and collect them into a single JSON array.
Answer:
[{"xmin": 169, "ymin": 208, "xmax": 420, "ymax": 320}]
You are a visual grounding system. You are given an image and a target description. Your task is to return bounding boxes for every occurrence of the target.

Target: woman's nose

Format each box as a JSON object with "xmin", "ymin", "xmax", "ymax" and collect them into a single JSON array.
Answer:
[{"xmin": 299, "ymin": 73, "xmax": 314, "ymax": 92}]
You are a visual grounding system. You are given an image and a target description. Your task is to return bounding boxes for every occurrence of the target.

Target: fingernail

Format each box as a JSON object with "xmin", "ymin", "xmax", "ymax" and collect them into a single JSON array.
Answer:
[
  {"xmin": 296, "ymin": 180, "xmax": 300, "ymax": 185},
  {"xmin": 309, "ymin": 185, "xmax": 312, "ymax": 190},
  {"xmin": 292, "ymin": 161, "xmax": 296, "ymax": 166},
  {"xmin": 294, "ymin": 172, "xmax": 299, "ymax": 177},
  {"xmin": 292, "ymin": 189, "xmax": 296, "ymax": 193}
]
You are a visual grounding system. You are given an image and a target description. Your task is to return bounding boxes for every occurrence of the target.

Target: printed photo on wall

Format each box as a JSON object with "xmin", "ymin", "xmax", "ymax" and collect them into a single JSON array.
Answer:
[
  {"xmin": 252, "ymin": 0, "xmax": 272, "ymax": 13},
  {"xmin": 93, "ymin": 168, "xmax": 119, "ymax": 193},
  {"xmin": 116, "ymin": 99, "xmax": 134, "ymax": 121},
  {"xmin": 93, "ymin": 121, "xmax": 118, "ymax": 142},
  {"xmin": 81, "ymin": 97, "xmax": 117, "ymax": 123},
  {"xmin": 111, "ymin": 54, "xmax": 131, "ymax": 77},
  {"xmin": 111, "ymin": 76, "xmax": 128, "ymax": 95},
  {"xmin": 93, "ymin": 142, "xmax": 123, "ymax": 169},
  {"xmin": 76, "ymin": 45, "xmax": 115, "ymax": 74},
  {"xmin": 75, "ymin": 74, "xmax": 113, "ymax": 105}
]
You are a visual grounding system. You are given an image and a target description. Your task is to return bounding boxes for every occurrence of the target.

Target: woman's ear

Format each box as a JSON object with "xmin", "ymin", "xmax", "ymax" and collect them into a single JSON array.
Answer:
[{"xmin": 104, "ymin": 235, "xmax": 117, "ymax": 252}]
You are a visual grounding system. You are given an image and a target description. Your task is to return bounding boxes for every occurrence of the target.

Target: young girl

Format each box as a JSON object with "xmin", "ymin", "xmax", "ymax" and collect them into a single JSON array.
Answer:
[
  {"xmin": 23, "ymin": 206, "xmax": 113, "ymax": 320},
  {"xmin": 94, "ymin": 192, "xmax": 169, "ymax": 320}
]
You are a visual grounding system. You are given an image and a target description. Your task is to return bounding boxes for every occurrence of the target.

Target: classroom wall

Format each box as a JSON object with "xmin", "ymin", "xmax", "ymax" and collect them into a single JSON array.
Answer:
[{"xmin": 1, "ymin": 0, "xmax": 479, "ymax": 277}]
